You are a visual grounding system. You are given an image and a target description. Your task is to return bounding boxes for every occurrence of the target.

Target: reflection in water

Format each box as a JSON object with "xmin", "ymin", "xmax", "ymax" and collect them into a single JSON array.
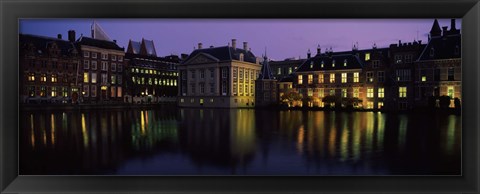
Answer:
[{"xmin": 20, "ymin": 108, "xmax": 461, "ymax": 175}]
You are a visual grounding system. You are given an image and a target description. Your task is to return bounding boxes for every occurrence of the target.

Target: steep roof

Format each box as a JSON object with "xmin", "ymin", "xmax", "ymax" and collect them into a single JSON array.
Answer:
[
  {"xmin": 127, "ymin": 40, "xmax": 141, "ymax": 54},
  {"xmin": 258, "ymin": 56, "xmax": 274, "ymax": 80},
  {"xmin": 430, "ymin": 19, "xmax": 442, "ymax": 37},
  {"xmin": 77, "ymin": 36, "xmax": 124, "ymax": 51},
  {"xmin": 296, "ymin": 53, "xmax": 364, "ymax": 73},
  {"xmin": 183, "ymin": 46, "xmax": 257, "ymax": 64},
  {"xmin": 141, "ymin": 39, "xmax": 157, "ymax": 56},
  {"xmin": 417, "ymin": 33, "xmax": 461, "ymax": 61},
  {"xmin": 19, "ymin": 34, "xmax": 78, "ymax": 56}
]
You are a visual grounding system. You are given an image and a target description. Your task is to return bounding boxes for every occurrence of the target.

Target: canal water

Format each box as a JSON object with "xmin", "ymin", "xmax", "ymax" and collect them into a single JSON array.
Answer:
[{"xmin": 19, "ymin": 107, "xmax": 461, "ymax": 175}]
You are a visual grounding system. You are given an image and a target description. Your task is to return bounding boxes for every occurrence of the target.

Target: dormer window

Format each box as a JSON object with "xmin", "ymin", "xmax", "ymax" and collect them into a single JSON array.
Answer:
[
  {"xmin": 430, "ymin": 48, "xmax": 435, "ymax": 57},
  {"xmin": 321, "ymin": 61, "xmax": 324, "ymax": 68},
  {"xmin": 310, "ymin": 61, "xmax": 314, "ymax": 69},
  {"xmin": 239, "ymin": 53, "xmax": 244, "ymax": 61},
  {"xmin": 365, "ymin": 53, "xmax": 370, "ymax": 61},
  {"xmin": 455, "ymin": 45, "xmax": 460, "ymax": 55},
  {"xmin": 332, "ymin": 60, "xmax": 335, "ymax": 67},
  {"xmin": 343, "ymin": 59, "xmax": 347, "ymax": 66}
]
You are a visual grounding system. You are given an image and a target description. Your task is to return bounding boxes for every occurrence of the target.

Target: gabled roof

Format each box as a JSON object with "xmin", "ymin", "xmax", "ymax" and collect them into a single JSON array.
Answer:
[
  {"xmin": 417, "ymin": 33, "xmax": 461, "ymax": 61},
  {"xmin": 296, "ymin": 53, "xmax": 364, "ymax": 73},
  {"xmin": 141, "ymin": 39, "xmax": 157, "ymax": 56},
  {"xmin": 77, "ymin": 36, "xmax": 124, "ymax": 51},
  {"xmin": 19, "ymin": 34, "xmax": 78, "ymax": 56},
  {"xmin": 127, "ymin": 40, "xmax": 141, "ymax": 54},
  {"xmin": 182, "ymin": 46, "xmax": 257, "ymax": 64}
]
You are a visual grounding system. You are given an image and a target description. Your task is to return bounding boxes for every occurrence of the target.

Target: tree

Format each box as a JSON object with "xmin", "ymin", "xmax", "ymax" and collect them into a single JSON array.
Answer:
[
  {"xmin": 438, "ymin": 95, "xmax": 451, "ymax": 109},
  {"xmin": 280, "ymin": 91, "xmax": 302, "ymax": 107},
  {"xmin": 454, "ymin": 97, "xmax": 461, "ymax": 109}
]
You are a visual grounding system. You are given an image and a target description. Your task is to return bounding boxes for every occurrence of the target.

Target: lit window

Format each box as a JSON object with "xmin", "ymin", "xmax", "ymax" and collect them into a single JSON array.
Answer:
[
  {"xmin": 343, "ymin": 59, "xmax": 347, "ymax": 66},
  {"xmin": 308, "ymin": 74, "xmax": 313, "ymax": 84},
  {"xmin": 310, "ymin": 61, "xmax": 314, "ymax": 69},
  {"xmin": 318, "ymin": 74, "xmax": 324, "ymax": 83},
  {"xmin": 329, "ymin": 73, "xmax": 335, "ymax": 83},
  {"xmin": 28, "ymin": 73, "xmax": 35, "ymax": 81},
  {"xmin": 51, "ymin": 87, "xmax": 57, "ymax": 97},
  {"xmin": 422, "ymin": 76, "xmax": 427, "ymax": 82},
  {"xmin": 307, "ymin": 88, "xmax": 313, "ymax": 97},
  {"xmin": 365, "ymin": 53, "xmax": 370, "ymax": 61},
  {"xmin": 148, "ymin": 78, "xmax": 152, "ymax": 85},
  {"xmin": 83, "ymin": 73, "xmax": 89, "ymax": 83},
  {"xmin": 341, "ymin": 73, "xmax": 347, "ymax": 83},
  {"xmin": 378, "ymin": 88, "xmax": 384, "ymax": 98},
  {"xmin": 342, "ymin": 88, "xmax": 347, "ymax": 98},
  {"xmin": 399, "ymin": 87, "xmax": 407, "ymax": 98},
  {"xmin": 353, "ymin": 72, "xmax": 359, "ymax": 83},
  {"xmin": 318, "ymin": 88, "xmax": 324, "ymax": 98},
  {"xmin": 367, "ymin": 88, "xmax": 374, "ymax": 98},
  {"xmin": 353, "ymin": 88, "xmax": 359, "ymax": 98},
  {"xmin": 367, "ymin": 72, "xmax": 374, "ymax": 83},
  {"xmin": 288, "ymin": 67, "xmax": 292, "ymax": 74},
  {"xmin": 332, "ymin": 60, "xmax": 335, "ymax": 67},
  {"xmin": 111, "ymin": 75, "xmax": 116, "ymax": 84},
  {"xmin": 378, "ymin": 102, "xmax": 384, "ymax": 109},
  {"xmin": 298, "ymin": 75, "xmax": 303, "ymax": 84},
  {"xmin": 448, "ymin": 86, "xmax": 454, "ymax": 98},
  {"xmin": 277, "ymin": 68, "xmax": 281, "ymax": 75},
  {"xmin": 329, "ymin": 89, "xmax": 335, "ymax": 96}
]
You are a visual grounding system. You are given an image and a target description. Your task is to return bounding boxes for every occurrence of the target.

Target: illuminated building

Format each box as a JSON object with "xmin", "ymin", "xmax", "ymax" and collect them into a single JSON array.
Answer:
[
  {"xmin": 124, "ymin": 39, "xmax": 180, "ymax": 103},
  {"xmin": 19, "ymin": 33, "xmax": 81, "ymax": 104},
  {"xmin": 177, "ymin": 39, "xmax": 262, "ymax": 108}
]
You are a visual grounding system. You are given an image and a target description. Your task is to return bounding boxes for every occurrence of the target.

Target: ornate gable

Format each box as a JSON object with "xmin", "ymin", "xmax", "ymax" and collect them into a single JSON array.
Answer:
[{"xmin": 184, "ymin": 53, "xmax": 219, "ymax": 65}]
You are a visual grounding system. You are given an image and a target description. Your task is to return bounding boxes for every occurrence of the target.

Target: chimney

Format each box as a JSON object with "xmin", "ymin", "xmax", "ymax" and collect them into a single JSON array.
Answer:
[
  {"xmin": 307, "ymin": 49, "xmax": 311, "ymax": 59},
  {"xmin": 419, "ymin": 40, "xmax": 422, "ymax": 44},
  {"xmin": 317, "ymin": 44, "xmax": 321, "ymax": 55},
  {"xmin": 243, "ymin": 42, "xmax": 248, "ymax": 50},
  {"xmin": 231, "ymin": 39, "xmax": 237, "ymax": 50},
  {"xmin": 57, "ymin": 34, "xmax": 62, "ymax": 39},
  {"xmin": 442, "ymin": 26, "xmax": 448, "ymax": 36},
  {"xmin": 398, "ymin": 40, "xmax": 402, "ymax": 46},
  {"xmin": 68, "ymin": 30, "xmax": 75, "ymax": 42},
  {"xmin": 198, "ymin": 43, "xmax": 203, "ymax": 49},
  {"xmin": 450, "ymin": 19, "xmax": 456, "ymax": 30}
]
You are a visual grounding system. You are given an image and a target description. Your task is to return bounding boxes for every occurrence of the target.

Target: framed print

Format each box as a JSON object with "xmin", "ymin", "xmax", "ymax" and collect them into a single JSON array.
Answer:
[{"xmin": 1, "ymin": 0, "xmax": 479, "ymax": 193}]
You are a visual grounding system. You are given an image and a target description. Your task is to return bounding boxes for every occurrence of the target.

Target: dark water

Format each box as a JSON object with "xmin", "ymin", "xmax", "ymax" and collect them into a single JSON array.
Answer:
[{"xmin": 19, "ymin": 107, "xmax": 461, "ymax": 175}]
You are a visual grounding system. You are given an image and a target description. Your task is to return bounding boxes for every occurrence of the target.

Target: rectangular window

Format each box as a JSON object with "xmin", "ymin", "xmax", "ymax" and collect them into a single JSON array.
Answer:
[
  {"xmin": 111, "ymin": 55, "xmax": 117, "ymax": 61},
  {"xmin": 353, "ymin": 88, "xmax": 359, "ymax": 98},
  {"xmin": 210, "ymin": 69, "xmax": 215, "ymax": 78},
  {"xmin": 200, "ymin": 83, "xmax": 205, "ymax": 94},
  {"xmin": 191, "ymin": 70, "xmax": 196, "ymax": 79},
  {"xmin": 308, "ymin": 74, "xmax": 313, "ymax": 84},
  {"xmin": 118, "ymin": 64, "xmax": 123, "ymax": 72},
  {"xmin": 353, "ymin": 72, "xmax": 359, "ymax": 83},
  {"xmin": 405, "ymin": 55, "xmax": 413, "ymax": 63},
  {"xmin": 83, "ymin": 72, "xmax": 89, "ymax": 83},
  {"xmin": 365, "ymin": 53, "xmax": 370, "ymax": 61},
  {"xmin": 298, "ymin": 75, "xmax": 303, "ymax": 84},
  {"xmin": 372, "ymin": 60, "xmax": 379, "ymax": 69},
  {"xmin": 51, "ymin": 74, "xmax": 57, "ymax": 83},
  {"xmin": 277, "ymin": 68, "xmax": 281, "ymax": 75},
  {"xmin": 222, "ymin": 81, "xmax": 227, "ymax": 95},
  {"xmin": 62, "ymin": 87, "xmax": 68, "ymax": 97},
  {"xmin": 51, "ymin": 87, "xmax": 57, "ymax": 97},
  {"xmin": 191, "ymin": 84, "xmax": 196, "ymax": 94},
  {"xmin": 91, "ymin": 72, "xmax": 97, "ymax": 83},
  {"xmin": 233, "ymin": 83, "xmax": 237, "ymax": 95},
  {"xmin": 84, "ymin": 60, "xmax": 90, "ymax": 69},
  {"xmin": 378, "ymin": 71, "xmax": 385, "ymax": 82},
  {"xmin": 448, "ymin": 68, "xmax": 454, "ymax": 81},
  {"xmin": 91, "ymin": 61, "xmax": 97, "ymax": 70},
  {"xmin": 111, "ymin": 75, "xmax": 116, "ymax": 84},
  {"xmin": 200, "ymin": 69, "xmax": 205, "ymax": 79},
  {"xmin": 110, "ymin": 86, "xmax": 116, "ymax": 97},
  {"xmin": 318, "ymin": 74, "xmax": 324, "ymax": 83},
  {"xmin": 288, "ymin": 67, "xmax": 293, "ymax": 74},
  {"xmin": 117, "ymin": 87, "xmax": 122, "ymax": 97},
  {"xmin": 111, "ymin": 63, "xmax": 116, "ymax": 72},
  {"xmin": 210, "ymin": 83, "xmax": 215, "ymax": 93},
  {"xmin": 307, "ymin": 88, "xmax": 313, "ymax": 97},
  {"xmin": 84, "ymin": 51, "xmax": 90, "ymax": 58},
  {"xmin": 83, "ymin": 85, "xmax": 89, "ymax": 97},
  {"xmin": 366, "ymin": 72, "xmax": 374, "ymax": 83},
  {"xmin": 367, "ymin": 88, "xmax": 374, "ymax": 98},
  {"xmin": 91, "ymin": 52, "xmax": 97, "ymax": 59},
  {"xmin": 329, "ymin": 89, "xmax": 335, "ymax": 96},
  {"xmin": 342, "ymin": 88, "xmax": 347, "ymax": 98},
  {"xmin": 102, "ymin": 73, "xmax": 107, "ymax": 84},
  {"xmin": 394, "ymin": 55, "xmax": 402, "ymax": 64},
  {"xmin": 318, "ymin": 88, "xmax": 324, "ymax": 98},
  {"xmin": 378, "ymin": 88, "xmax": 384, "ymax": 98},
  {"xmin": 222, "ymin": 68, "xmax": 228, "ymax": 78},
  {"xmin": 399, "ymin": 87, "xmax": 407, "ymax": 98},
  {"xmin": 341, "ymin": 73, "xmax": 347, "ymax": 83},
  {"xmin": 117, "ymin": 76, "xmax": 122, "ymax": 84},
  {"xmin": 101, "ymin": 61, "xmax": 108, "ymax": 71},
  {"xmin": 448, "ymin": 86, "xmax": 454, "ymax": 98},
  {"xmin": 118, "ymin": 56, "xmax": 123, "ymax": 62},
  {"xmin": 434, "ymin": 69, "xmax": 441, "ymax": 81},
  {"xmin": 101, "ymin": 53, "xmax": 108, "ymax": 60},
  {"xmin": 329, "ymin": 73, "xmax": 335, "ymax": 83},
  {"xmin": 91, "ymin": 85, "xmax": 97, "ymax": 97}
]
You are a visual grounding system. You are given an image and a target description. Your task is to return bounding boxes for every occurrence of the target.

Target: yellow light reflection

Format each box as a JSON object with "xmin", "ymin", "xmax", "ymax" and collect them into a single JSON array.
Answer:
[
  {"xmin": 30, "ymin": 114, "xmax": 35, "ymax": 148},
  {"xmin": 81, "ymin": 113, "xmax": 89, "ymax": 148},
  {"xmin": 328, "ymin": 126, "xmax": 337, "ymax": 158},
  {"xmin": 50, "ymin": 114, "xmax": 55, "ymax": 146},
  {"xmin": 340, "ymin": 123, "xmax": 349, "ymax": 162},
  {"xmin": 446, "ymin": 115, "xmax": 457, "ymax": 155},
  {"xmin": 140, "ymin": 111, "xmax": 146, "ymax": 135},
  {"xmin": 297, "ymin": 125, "xmax": 305, "ymax": 155},
  {"xmin": 398, "ymin": 115, "xmax": 408, "ymax": 151}
]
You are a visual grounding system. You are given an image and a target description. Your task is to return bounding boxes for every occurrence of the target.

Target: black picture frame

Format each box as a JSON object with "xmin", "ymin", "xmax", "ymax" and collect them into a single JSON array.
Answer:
[{"xmin": 1, "ymin": 0, "xmax": 479, "ymax": 193}]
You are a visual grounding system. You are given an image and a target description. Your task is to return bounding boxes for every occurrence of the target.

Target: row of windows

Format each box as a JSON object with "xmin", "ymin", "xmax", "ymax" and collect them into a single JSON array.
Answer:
[
  {"xmin": 28, "ymin": 60, "xmax": 79, "ymax": 70},
  {"xmin": 27, "ymin": 86, "xmax": 70, "ymax": 97},
  {"xmin": 131, "ymin": 77, "xmax": 177, "ymax": 86},
  {"xmin": 302, "ymin": 87, "xmax": 384, "ymax": 98},
  {"xmin": 309, "ymin": 59, "xmax": 349, "ymax": 69},
  {"xmin": 82, "ymin": 85, "xmax": 123, "ymax": 98},
  {"xmin": 83, "ymin": 51, "xmax": 123, "ymax": 61},
  {"xmin": 394, "ymin": 54, "xmax": 414, "ymax": 64},
  {"xmin": 131, "ymin": 68, "xmax": 178, "ymax": 76},
  {"xmin": 27, "ymin": 73, "xmax": 72, "ymax": 83},
  {"xmin": 83, "ymin": 60, "xmax": 123, "ymax": 72},
  {"xmin": 298, "ymin": 72, "xmax": 361, "ymax": 84},
  {"xmin": 276, "ymin": 66, "xmax": 297, "ymax": 75},
  {"xmin": 83, "ymin": 72, "xmax": 122, "ymax": 85},
  {"xmin": 419, "ymin": 67, "xmax": 456, "ymax": 82}
]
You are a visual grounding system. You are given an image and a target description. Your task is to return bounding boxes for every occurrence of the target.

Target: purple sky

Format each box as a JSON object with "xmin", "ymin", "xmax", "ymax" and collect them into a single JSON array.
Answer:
[{"xmin": 19, "ymin": 19, "xmax": 460, "ymax": 61}]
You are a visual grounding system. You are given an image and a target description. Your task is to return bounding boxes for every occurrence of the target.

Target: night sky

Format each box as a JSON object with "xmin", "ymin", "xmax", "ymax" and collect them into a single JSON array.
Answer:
[{"xmin": 19, "ymin": 19, "xmax": 460, "ymax": 60}]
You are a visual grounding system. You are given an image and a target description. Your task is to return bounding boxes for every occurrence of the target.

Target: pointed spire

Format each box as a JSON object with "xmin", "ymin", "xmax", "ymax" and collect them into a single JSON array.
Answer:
[
  {"xmin": 258, "ymin": 47, "xmax": 274, "ymax": 80},
  {"xmin": 430, "ymin": 19, "xmax": 442, "ymax": 37}
]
